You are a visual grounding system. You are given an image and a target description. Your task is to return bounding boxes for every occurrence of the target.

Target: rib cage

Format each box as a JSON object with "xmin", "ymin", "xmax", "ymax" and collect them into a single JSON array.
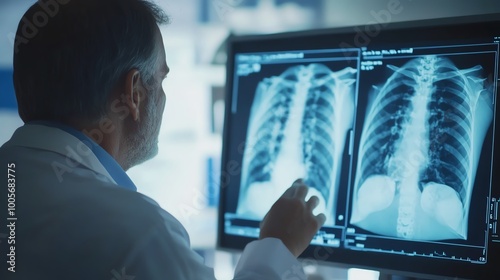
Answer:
[
  {"xmin": 302, "ymin": 67, "xmax": 337, "ymax": 202},
  {"xmin": 238, "ymin": 63, "xmax": 357, "ymax": 221},
  {"xmin": 245, "ymin": 81, "xmax": 295, "ymax": 187},
  {"xmin": 420, "ymin": 58, "xmax": 482, "ymax": 203},
  {"xmin": 357, "ymin": 56, "xmax": 482, "ymax": 202},
  {"xmin": 352, "ymin": 55, "xmax": 492, "ymax": 240},
  {"xmin": 357, "ymin": 68, "xmax": 414, "ymax": 186}
]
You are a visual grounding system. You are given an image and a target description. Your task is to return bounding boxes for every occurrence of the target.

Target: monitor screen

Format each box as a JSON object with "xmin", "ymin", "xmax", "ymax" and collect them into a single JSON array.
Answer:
[{"xmin": 217, "ymin": 13, "xmax": 500, "ymax": 280}]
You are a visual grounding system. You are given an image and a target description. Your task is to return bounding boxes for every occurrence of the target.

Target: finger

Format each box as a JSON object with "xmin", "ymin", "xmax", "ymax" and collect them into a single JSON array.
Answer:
[
  {"xmin": 315, "ymin": 213, "xmax": 327, "ymax": 228},
  {"xmin": 282, "ymin": 179, "xmax": 305, "ymax": 198},
  {"xmin": 294, "ymin": 184, "xmax": 309, "ymax": 200},
  {"xmin": 306, "ymin": 195, "xmax": 320, "ymax": 210},
  {"xmin": 282, "ymin": 185, "xmax": 298, "ymax": 198},
  {"xmin": 260, "ymin": 212, "xmax": 269, "ymax": 227},
  {"xmin": 292, "ymin": 178, "xmax": 304, "ymax": 186}
]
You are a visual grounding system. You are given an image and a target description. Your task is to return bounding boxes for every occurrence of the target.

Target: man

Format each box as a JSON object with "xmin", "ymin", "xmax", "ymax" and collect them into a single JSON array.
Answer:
[{"xmin": 0, "ymin": 0, "xmax": 326, "ymax": 279}]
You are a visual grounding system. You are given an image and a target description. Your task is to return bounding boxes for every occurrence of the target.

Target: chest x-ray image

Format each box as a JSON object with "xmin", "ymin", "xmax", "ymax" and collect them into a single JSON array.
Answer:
[
  {"xmin": 350, "ymin": 55, "xmax": 494, "ymax": 240},
  {"xmin": 237, "ymin": 63, "xmax": 357, "ymax": 225}
]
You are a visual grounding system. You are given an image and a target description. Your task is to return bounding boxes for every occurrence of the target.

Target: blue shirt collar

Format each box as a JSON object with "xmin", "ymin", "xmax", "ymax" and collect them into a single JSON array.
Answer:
[{"xmin": 29, "ymin": 121, "xmax": 137, "ymax": 191}]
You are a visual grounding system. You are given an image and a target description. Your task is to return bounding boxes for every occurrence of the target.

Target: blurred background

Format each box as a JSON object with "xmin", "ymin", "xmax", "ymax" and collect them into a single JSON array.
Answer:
[{"xmin": 1, "ymin": 0, "xmax": 499, "ymax": 279}]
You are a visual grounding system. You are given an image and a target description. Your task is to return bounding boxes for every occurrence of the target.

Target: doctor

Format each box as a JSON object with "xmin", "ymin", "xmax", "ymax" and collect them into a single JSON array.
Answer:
[{"xmin": 0, "ymin": 0, "xmax": 326, "ymax": 279}]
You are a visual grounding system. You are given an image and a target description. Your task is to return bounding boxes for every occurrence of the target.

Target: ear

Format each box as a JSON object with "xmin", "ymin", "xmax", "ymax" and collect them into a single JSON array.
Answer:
[{"xmin": 123, "ymin": 69, "xmax": 146, "ymax": 122}]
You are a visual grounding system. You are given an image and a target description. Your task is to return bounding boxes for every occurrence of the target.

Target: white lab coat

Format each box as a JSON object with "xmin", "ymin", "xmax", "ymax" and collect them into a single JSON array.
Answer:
[{"xmin": 0, "ymin": 123, "xmax": 306, "ymax": 280}]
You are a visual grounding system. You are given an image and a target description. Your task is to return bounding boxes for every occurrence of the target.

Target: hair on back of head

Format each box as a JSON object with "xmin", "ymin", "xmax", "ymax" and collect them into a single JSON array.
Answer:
[{"xmin": 13, "ymin": 0, "xmax": 169, "ymax": 124}]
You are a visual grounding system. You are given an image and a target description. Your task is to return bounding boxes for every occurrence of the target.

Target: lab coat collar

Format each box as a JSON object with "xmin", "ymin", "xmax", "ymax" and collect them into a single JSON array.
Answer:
[{"xmin": 5, "ymin": 121, "xmax": 137, "ymax": 191}]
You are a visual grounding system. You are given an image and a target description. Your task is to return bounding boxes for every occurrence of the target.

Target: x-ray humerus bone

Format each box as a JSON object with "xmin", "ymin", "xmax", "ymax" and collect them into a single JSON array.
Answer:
[
  {"xmin": 237, "ymin": 63, "xmax": 357, "ymax": 225},
  {"xmin": 351, "ymin": 55, "xmax": 493, "ymax": 240}
]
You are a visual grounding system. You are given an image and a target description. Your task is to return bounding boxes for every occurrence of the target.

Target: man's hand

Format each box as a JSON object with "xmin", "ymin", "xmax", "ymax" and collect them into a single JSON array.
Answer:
[{"xmin": 259, "ymin": 179, "xmax": 326, "ymax": 257}]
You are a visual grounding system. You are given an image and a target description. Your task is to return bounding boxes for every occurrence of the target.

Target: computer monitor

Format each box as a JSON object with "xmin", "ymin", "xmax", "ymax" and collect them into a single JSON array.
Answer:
[{"xmin": 217, "ymin": 13, "xmax": 500, "ymax": 280}]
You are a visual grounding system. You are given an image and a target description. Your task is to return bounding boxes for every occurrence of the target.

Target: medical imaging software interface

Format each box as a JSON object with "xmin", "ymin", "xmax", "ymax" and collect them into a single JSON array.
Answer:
[{"xmin": 224, "ymin": 39, "xmax": 499, "ymax": 264}]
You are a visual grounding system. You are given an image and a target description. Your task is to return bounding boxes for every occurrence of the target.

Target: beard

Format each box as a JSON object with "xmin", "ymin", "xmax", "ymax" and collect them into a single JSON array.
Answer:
[{"xmin": 124, "ymin": 93, "xmax": 162, "ymax": 170}]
